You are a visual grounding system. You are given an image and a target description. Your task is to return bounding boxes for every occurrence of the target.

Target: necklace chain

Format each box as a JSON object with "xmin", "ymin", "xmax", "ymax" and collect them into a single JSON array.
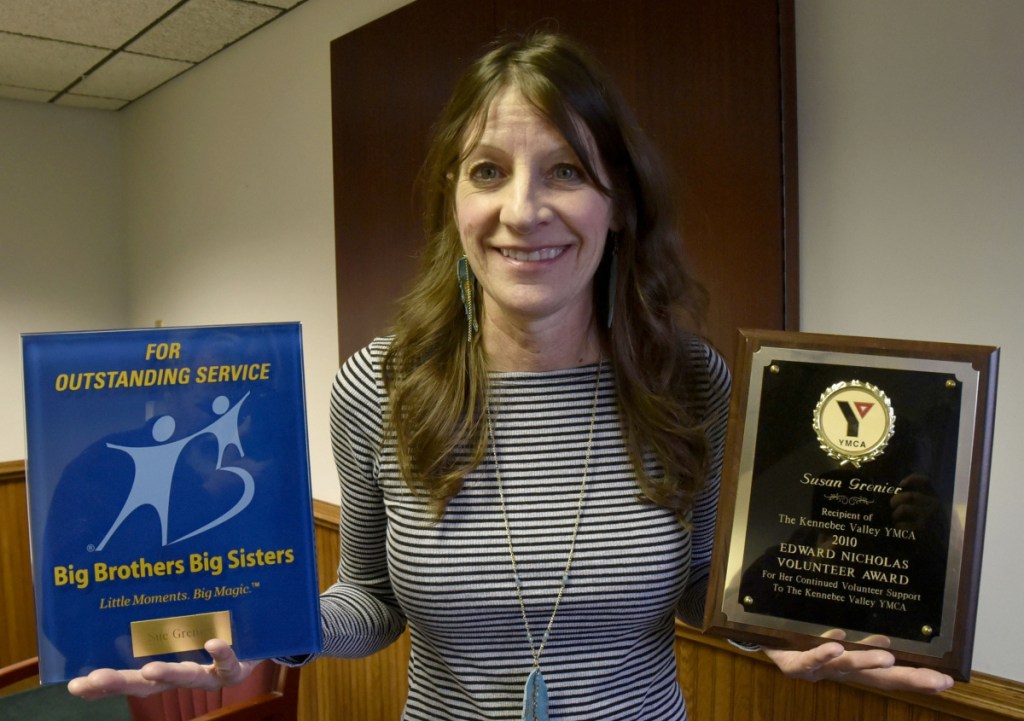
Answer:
[{"xmin": 487, "ymin": 361, "xmax": 603, "ymax": 672}]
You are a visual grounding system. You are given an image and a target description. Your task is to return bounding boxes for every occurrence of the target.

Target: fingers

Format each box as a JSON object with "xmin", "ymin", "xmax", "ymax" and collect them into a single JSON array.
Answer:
[
  {"xmin": 138, "ymin": 660, "xmax": 213, "ymax": 689},
  {"xmin": 851, "ymin": 665, "xmax": 955, "ymax": 694},
  {"xmin": 68, "ymin": 668, "xmax": 171, "ymax": 700},
  {"xmin": 764, "ymin": 641, "xmax": 955, "ymax": 694},
  {"xmin": 206, "ymin": 638, "xmax": 253, "ymax": 686},
  {"xmin": 796, "ymin": 641, "xmax": 847, "ymax": 673},
  {"xmin": 66, "ymin": 639, "xmax": 255, "ymax": 699},
  {"xmin": 762, "ymin": 642, "xmax": 843, "ymax": 679},
  {"xmin": 67, "ymin": 670, "xmax": 120, "ymax": 700},
  {"xmin": 138, "ymin": 641, "xmax": 250, "ymax": 691},
  {"xmin": 858, "ymin": 634, "xmax": 892, "ymax": 649},
  {"xmin": 764, "ymin": 642, "xmax": 895, "ymax": 683},
  {"xmin": 821, "ymin": 648, "xmax": 896, "ymax": 677}
]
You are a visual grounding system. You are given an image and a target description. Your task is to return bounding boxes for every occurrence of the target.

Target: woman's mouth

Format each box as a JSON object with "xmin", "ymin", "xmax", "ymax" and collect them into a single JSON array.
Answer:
[{"xmin": 499, "ymin": 246, "xmax": 566, "ymax": 261}]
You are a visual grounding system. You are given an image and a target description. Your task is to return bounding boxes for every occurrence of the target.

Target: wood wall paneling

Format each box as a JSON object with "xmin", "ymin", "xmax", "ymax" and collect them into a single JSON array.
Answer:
[
  {"xmin": 330, "ymin": 0, "xmax": 494, "ymax": 361},
  {"xmin": 302, "ymin": 501, "xmax": 411, "ymax": 720},
  {"xmin": 0, "ymin": 460, "xmax": 38, "ymax": 671}
]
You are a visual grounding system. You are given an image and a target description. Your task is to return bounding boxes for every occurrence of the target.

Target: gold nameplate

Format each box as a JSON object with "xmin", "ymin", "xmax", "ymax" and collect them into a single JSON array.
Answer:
[{"xmin": 131, "ymin": 611, "xmax": 232, "ymax": 657}]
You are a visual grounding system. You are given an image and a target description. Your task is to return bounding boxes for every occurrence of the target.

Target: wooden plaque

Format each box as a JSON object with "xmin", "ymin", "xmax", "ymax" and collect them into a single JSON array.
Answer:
[{"xmin": 704, "ymin": 329, "xmax": 998, "ymax": 680}]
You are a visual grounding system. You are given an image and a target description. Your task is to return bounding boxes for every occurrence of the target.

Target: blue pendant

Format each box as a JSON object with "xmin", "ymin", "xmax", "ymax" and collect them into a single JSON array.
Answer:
[{"xmin": 522, "ymin": 668, "xmax": 549, "ymax": 721}]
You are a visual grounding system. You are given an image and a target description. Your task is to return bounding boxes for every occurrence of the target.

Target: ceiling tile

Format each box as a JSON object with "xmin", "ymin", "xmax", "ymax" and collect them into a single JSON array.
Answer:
[
  {"xmin": 0, "ymin": 0, "xmax": 308, "ymax": 110},
  {"xmin": 72, "ymin": 52, "xmax": 192, "ymax": 100},
  {"xmin": 55, "ymin": 93, "xmax": 129, "ymax": 111},
  {"xmin": 0, "ymin": 0, "xmax": 182, "ymax": 50},
  {"xmin": 0, "ymin": 84, "xmax": 57, "ymax": 103},
  {"xmin": 129, "ymin": 0, "xmax": 280, "ymax": 63},
  {"xmin": 0, "ymin": 33, "xmax": 108, "ymax": 91}
]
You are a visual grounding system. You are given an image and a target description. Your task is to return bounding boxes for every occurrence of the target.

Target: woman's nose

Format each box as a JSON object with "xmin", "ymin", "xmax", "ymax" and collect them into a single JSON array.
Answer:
[{"xmin": 499, "ymin": 174, "xmax": 550, "ymax": 233}]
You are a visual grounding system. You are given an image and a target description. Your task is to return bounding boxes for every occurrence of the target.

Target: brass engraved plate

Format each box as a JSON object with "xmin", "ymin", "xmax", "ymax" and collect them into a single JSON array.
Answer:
[{"xmin": 131, "ymin": 610, "xmax": 232, "ymax": 657}]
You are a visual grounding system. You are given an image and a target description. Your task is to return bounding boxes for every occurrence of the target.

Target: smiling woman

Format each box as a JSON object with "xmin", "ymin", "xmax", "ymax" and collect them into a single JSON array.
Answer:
[
  {"xmin": 454, "ymin": 86, "xmax": 616, "ymax": 368},
  {"xmin": 383, "ymin": 31, "xmax": 712, "ymax": 526}
]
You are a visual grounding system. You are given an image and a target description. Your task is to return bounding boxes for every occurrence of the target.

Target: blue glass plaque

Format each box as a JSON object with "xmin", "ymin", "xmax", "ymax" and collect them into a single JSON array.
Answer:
[{"xmin": 22, "ymin": 323, "xmax": 323, "ymax": 683}]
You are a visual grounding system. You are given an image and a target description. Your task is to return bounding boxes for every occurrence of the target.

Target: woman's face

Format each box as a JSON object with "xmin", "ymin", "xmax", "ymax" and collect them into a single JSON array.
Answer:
[{"xmin": 454, "ymin": 86, "xmax": 616, "ymax": 336}]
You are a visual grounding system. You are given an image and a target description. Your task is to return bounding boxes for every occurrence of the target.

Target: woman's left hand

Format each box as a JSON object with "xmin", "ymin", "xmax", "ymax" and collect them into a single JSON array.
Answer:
[
  {"xmin": 763, "ymin": 634, "xmax": 954, "ymax": 694},
  {"xmin": 67, "ymin": 639, "xmax": 256, "ymax": 700}
]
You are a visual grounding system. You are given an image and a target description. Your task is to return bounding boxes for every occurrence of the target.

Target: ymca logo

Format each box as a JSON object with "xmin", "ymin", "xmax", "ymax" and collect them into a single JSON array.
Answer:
[
  {"xmin": 93, "ymin": 393, "xmax": 254, "ymax": 551},
  {"xmin": 835, "ymin": 399, "xmax": 877, "ymax": 437},
  {"xmin": 813, "ymin": 380, "xmax": 895, "ymax": 467}
]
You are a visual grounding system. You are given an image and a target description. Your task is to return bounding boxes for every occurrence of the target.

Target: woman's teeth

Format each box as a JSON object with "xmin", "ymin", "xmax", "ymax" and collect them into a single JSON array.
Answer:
[{"xmin": 500, "ymin": 247, "xmax": 564, "ymax": 261}]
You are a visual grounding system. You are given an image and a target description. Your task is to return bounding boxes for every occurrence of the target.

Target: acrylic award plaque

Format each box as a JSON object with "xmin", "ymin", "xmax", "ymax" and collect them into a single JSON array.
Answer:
[
  {"xmin": 704, "ymin": 329, "xmax": 998, "ymax": 681},
  {"xmin": 22, "ymin": 323, "xmax": 323, "ymax": 683}
]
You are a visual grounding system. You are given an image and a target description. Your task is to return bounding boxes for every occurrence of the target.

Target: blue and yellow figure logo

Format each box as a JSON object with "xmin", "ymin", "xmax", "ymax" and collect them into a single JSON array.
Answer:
[{"xmin": 93, "ymin": 392, "xmax": 254, "ymax": 551}]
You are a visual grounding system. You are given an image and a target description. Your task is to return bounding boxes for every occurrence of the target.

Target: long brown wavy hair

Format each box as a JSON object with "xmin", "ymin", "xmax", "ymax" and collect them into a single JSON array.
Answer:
[{"xmin": 383, "ymin": 31, "xmax": 711, "ymax": 520}]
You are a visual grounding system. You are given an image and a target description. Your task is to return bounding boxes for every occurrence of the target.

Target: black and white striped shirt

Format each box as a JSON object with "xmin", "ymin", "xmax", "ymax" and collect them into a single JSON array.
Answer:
[{"xmin": 317, "ymin": 337, "xmax": 730, "ymax": 720}]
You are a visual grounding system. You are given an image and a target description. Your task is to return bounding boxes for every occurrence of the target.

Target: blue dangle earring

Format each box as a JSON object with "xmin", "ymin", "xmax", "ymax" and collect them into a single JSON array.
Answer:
[
  {"xmin": 606, "ymin": 241, "xmax": 618, "ymax": 329},
  {"xmin": 457, "ymin": 255, "xmax": 478, "ymax": 342}
]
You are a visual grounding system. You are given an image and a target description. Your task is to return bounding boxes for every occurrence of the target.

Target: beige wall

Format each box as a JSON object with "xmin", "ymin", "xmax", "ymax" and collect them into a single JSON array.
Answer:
[
  {"xmin": 119, "ymin": 0, "xmax": 413, "ymax": 502},
  {"xmin": 0, "ymin": 99, "xmax": 127, "ymax": 457},
  {"xmin": 796, "ymin": 0, "xmax": 1024, "ymax": 681},
  {"xmin": 0, "ymin": 0, "xmax": 412, "ymax": 502},
  {"xmin": 1, "ymin": 0, "xmax": 1020, "ymax": 682}
]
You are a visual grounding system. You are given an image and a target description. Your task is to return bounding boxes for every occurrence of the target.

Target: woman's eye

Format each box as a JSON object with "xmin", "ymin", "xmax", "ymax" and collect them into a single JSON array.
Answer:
[
  {"xmin": 468, "ymin": 163, "xmax": 501, "ymax": 182},
  {"xmin": 551, "ymin": 164, "xmax": 583, "ymax": 182}
]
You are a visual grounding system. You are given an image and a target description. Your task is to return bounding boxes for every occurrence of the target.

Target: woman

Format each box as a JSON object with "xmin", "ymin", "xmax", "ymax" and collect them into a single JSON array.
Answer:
[{"xmin": 70, "ymin": 31, "xmax": 953, "ymax": 720}]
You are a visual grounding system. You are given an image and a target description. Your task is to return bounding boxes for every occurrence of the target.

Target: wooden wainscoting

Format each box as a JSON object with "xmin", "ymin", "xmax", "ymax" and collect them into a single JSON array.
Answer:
[
  {"xmin": 0, "ymin": 460, "xmax": 38, "ymax": 669},
  {"xmin": 308, "ymin": 501, "xmax": 1024, "ymax": 721},
  {"xmin": 302, "ymin": 500, "xmax": 411, "ymax": 721},
  {"xmin": 3, "ymin": 462, "xmax": 1022, "ymax": 719},
  {"xmin": 673, "ymin": 624, "xmax": 1024, "ymax": 721}
]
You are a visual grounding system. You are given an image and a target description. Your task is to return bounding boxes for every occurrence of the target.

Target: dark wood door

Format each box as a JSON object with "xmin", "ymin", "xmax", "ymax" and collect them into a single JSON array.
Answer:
[{"xmin": 331, "ymin": 0, "xmax": 798, "ymax": 367}]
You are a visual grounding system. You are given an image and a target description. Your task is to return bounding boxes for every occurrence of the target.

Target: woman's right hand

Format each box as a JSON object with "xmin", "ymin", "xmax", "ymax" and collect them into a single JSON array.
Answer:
[{"xmin": 67, "ymin": 639, "xmax": 257, "ymax": 700}]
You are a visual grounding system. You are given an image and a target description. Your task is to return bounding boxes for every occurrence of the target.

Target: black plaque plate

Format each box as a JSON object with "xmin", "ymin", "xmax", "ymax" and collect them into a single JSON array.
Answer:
[{"xmin": 704, "ymin": 330, "xmax": 998, "ymax": 681}]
